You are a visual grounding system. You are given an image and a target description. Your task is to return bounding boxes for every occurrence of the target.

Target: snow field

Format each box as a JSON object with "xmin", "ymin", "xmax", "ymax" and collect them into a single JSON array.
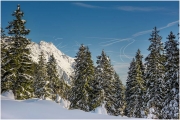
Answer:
[{"xmin": 1, "ymin": 91, "xmax": 132, "ymax": 119}]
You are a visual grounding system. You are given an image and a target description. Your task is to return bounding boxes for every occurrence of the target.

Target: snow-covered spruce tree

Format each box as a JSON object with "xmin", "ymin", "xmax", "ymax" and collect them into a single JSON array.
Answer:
[
  {"xmin": 125, "ymin": 58, "xmax": 136, "ymax": 117},
  {"xmin": 1, "ymin": 28, "xmax": 6, "ymax": 38},
  {"xmin": 85, "ymin": 47, "xmax": 102, "ymax": 111},
  {"xmin": 1, "ymin": 28, "xmax": 6, "ymax": 77},
  {"xmin": 178, "ymin": 24, "xmax": 180, "ymax": 39},
  {"xmin": 1, "ymin": 40, "xmax": 12, "ymax": 93},
  {"xmin": 34, "ymin": 51, "xmax": 52, "ymax": 100},
  {"xmin": 95, "ymin": 50, "xmax": 118, "ymax": 115},
  {"xmin": 135, "ymin": 49, "xmax": 145, "ymax": 78},
  {"xmin": 89, "ymin": 70, "xmax": 103, "ymax": 111},
  {"xmin": 161, "ymin": 31, "xmax": 179, "ymax": 119},
  {"xmin": 135, "ymin": 49, "xmax": 146, "ymax": 118},
  {"xmin": 4, "ymin": 4, "xmax": 34, "ymax": 99},
  {"xmin": 69, "ymin": 45, "xmax": 95, "ymax": 111},
  {"xmin": 144, "ymin": 27, "xmax": 166, "ymax": 119},
  {"xmin": 59, "ymin": 76, "xmax": 70, "ymax": 100},
  {"xmin": 1, "ymin": 28, "xmax": 13, "ymax": 93},
  {"xmin": 125, "ymin": 54, "xmax": 145, "ymax": 118},
  {"xmin": 113, "ymin": 72, "xmax": 126, "ymax": 116},
  {"xmin": 47, "ymin": 54, "xmax": 61, "ymax": 101}
]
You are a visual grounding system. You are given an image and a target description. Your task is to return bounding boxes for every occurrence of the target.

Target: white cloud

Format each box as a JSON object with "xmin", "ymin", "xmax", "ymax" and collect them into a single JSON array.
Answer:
[
  {"xmin": 116, "ymin": 6, "xmax": 165, "ymax": 12},
  {"xmin": 72, "ymin": 2, "xmax": 103, "ymax": 9}
]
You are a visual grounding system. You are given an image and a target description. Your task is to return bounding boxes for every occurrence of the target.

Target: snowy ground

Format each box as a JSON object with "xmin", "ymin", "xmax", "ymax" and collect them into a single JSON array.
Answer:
[{"xmin": 1, "ymin": 91, "xmax": 133, "ymax": 119}]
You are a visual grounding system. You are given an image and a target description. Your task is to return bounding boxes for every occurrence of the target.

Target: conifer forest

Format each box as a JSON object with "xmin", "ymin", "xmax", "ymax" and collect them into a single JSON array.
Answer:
[{"xmin": 1, "ymin": 4, "xmax": 179, "ymax": 119}]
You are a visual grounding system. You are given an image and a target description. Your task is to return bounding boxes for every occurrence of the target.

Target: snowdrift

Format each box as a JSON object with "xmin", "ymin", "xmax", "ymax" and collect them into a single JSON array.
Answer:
[{"xmin": 1, "ymin": 92, "xmax": 130, "ymax": 119}]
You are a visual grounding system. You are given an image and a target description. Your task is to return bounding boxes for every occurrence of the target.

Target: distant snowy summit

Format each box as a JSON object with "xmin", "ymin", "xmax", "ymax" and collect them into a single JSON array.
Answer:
[
  {"xmin": 29, "ymin": 41, "xmax": 75, "ymax": 85},
  {"xmin": 29, "ymin": 41, "xmax": 75, "ymax": 84},
  {"xmin": 2, "ymin": 37, "xmax": 75, "ymax": 85}
]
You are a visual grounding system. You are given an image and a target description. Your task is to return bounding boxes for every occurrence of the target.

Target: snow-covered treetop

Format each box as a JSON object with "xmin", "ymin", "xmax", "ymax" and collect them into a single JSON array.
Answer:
[{"xmin": 6, "ymin": 4, "xmax": 30, "ymax": 37}]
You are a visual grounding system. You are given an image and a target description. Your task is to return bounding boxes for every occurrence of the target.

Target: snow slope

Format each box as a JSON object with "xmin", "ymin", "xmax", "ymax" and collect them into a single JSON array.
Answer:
[
  {"xmin": 29, "ymin": 41, "xmax": 75, "ymax": 84},
  {"xmin": 1, "ymin": 92, "xmax": 130, "ymax": 119}
]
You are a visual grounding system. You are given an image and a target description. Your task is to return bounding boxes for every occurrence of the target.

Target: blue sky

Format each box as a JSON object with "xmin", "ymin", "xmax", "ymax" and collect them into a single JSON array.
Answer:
[{"xmin": 1, "ymin": 1, "xmax": 179, "ymax": 85}]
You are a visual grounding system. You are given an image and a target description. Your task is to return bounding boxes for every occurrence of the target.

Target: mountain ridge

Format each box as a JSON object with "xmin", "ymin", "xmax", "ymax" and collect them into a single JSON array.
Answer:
[
  {"xmin": 29, "ymin": 40, "xmax": 75, "ymax": 85},
  {"xmin": 2, "ymin": 37, "xmax": 75, "ymax": 85}
]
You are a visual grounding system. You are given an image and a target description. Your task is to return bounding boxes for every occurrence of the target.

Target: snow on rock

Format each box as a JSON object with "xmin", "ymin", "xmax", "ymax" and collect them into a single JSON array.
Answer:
[
  {"xmin": 147, "ymin": 107, "xmax": 157, "ymax": 119},
  {"xmin": 56, "ymin": 95, "xmax": 70, "ymax": 109},
  {"xmin": 93, "ymin": 103, "xmax": 108, "ymax": 115},
  {"xmin": 28, "ymin": 41, "xmax": 75, "ymax": 85},
  {"xmin": 60, "ymin": 98, "xmax": 70, "ymax": 109},
  {"xmin": 1, "ymin": 90, "xmax": 14, "ymax": 100},
  {"xmin": 55, "ymin": 94, "xmax": 61, "ymax": 103},
  {"xmin": 1, "ymin": 95, "xmax": 130, "ymax": 119}
]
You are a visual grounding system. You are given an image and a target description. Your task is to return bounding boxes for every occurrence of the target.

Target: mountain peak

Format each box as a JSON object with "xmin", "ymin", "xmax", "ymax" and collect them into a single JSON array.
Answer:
[
  {"xmin": 29, "ymin": 41, "xmax": 75, "ymax": 85},
  {"xmin": 39, "ymin": 40, "xmax": 53, "ymax": 45}
]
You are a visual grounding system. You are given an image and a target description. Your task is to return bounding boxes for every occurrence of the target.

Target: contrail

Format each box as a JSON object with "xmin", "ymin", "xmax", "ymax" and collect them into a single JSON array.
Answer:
[
  {"xmin": 123, "ymin": 39, "xmax": 135, "ymax": 60},
  {"xmin": 119, "ymin": 46, "xmax": 124, "ymax": 62},
  {"xmin": 100, "ymin": 38, "xmax": 120, "ymax": 44},
  {"xmin": 132, "ymin": 30, "xmax": 152, "ymax": 37},
  {"xmin": 74, "ymin": 41, "xmax": 80, "ymax": 47},
  {"xmin": 58, "ymin": 45, "xmax": 67, "ymax": 49},
  {"xmin": 159, "ymin": 20, "xmax": 179, "ymax": 30},
  {"xmin": 98, "ymin": 20, "xmax": 178, "ymax": 60},
  {"xmin": 49, "ymin": 36, "xmax": 63, "ymax": 43},
  {"xmin": 86, "ymin": 37, "xmax": 117, "ymax": 40},
  {"xmin": 102, "ymin": 38, "xmax": 132, "ymax": 46},
  {"xmin": 55, "ymin": 38, "xmax": 63, "ymax": 41},
  {"xmin": 56, "ymin": 42, "xmax": 63, "ymax": 48},
  {"xmin": 99, "ymin": 20, "xmax": 178, "ymax": 47}
]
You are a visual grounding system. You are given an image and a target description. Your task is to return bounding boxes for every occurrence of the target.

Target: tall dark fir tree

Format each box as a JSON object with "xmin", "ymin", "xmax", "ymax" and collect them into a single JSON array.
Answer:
[
  {"xmin": 134, "ymin": 49, "xmax": 146, "ymax": 118},
  {"xmin": 144, "ymin": 27, "xmax": 166, "ymax": 118},
  {"xmin": 47, "ymin": 54, "xmax": 61, "ymax": 101},
  {"xmin": 125, "ymin": 50, "xmax": 146, "ymax": 118},
  {"xmin": 1, "ymin": 28, "xmax": 6, "ymax": 39},
  {"xmin": 96, "ymin": 50, "xmax": 119, "ymax": 115},
  {"xmin": 113, "ymin": 72, "xmax": 126, "ymax": 116},
  {"xmin": 34, "ymin": 51, "xmax": 51, "ymax": 100},
  {"xmin": 135, "ymin": 49, "xmax": 147, "ymax": 118},
  {"xmin": 85, "ymin": 47, "xmax": 100, "ymax": 111},
  {"xmin": 125, "ymin": 58, "xmax": 136, "ymax": 117},
  {"xmin": 69, "ymin": 45, "xmax": 95, "ymax": 111},
  {"xmin": 3, "ymin": 5, "xmax": 34, "ymax": 99},
  {"xmin": 1, "ymin": 28, "xmax": 12, "ymax": 92},
  {"xmin": 161, "ymin": 31, "xmax": 179, "ymax": 119}
]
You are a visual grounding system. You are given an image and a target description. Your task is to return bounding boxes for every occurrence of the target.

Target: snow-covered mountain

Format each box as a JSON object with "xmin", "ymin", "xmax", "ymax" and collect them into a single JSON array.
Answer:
[
  {"xmin": 2, "ymin": 38, "xmax": 75, "ymax": 85},
  {"xmin": 29, "ymin": 41, "xmax": 75, "ymax": 85}
]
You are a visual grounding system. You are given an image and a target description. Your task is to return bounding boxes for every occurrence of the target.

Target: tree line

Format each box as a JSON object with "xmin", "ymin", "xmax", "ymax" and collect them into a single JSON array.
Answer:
[
  {"xmin": 1, "ymin": 4, "xmax": 179, "ymax": 119},
  {"xmin": 69, "ymin": 45, "xmax": 126, "ymax": 116},
  {"xmin": 125, "ymin": 27, "xmax": 179, "ymax": 119}
]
